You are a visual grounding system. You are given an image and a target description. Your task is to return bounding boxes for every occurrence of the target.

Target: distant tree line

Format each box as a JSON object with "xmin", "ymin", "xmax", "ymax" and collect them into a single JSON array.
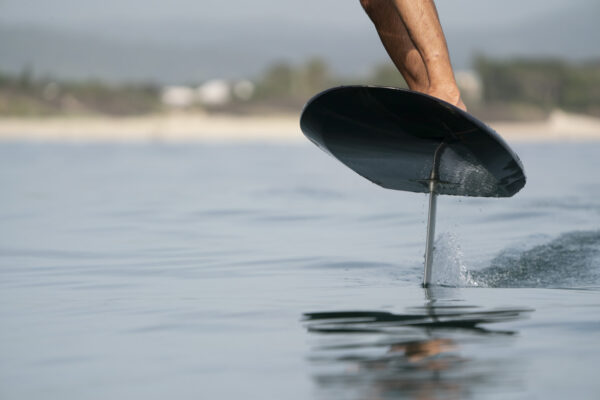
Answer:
[
  {"xmin": 250, "ymin": 56, "xmax": 600, "ymax": 118},
  {"xmin": 475, "ymin": 56, "xmax": 600, "ymax": 117},
  {"xmin": 1, "ymin": 56, "xmax": 599, "ymax": 118},
  {"xmin": 0, "ymin": 69, "xmax": 161, "ymax": 116},
  {"xmin": 250, "ymin": 58, "xmax": 405, "ymax": 105}
]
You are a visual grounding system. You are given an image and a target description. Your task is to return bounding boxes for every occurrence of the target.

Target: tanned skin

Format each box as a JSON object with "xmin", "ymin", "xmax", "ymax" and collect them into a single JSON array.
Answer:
[{"xmin": 360, "ymin": 0, "xmax": 466, "ymax": 111}]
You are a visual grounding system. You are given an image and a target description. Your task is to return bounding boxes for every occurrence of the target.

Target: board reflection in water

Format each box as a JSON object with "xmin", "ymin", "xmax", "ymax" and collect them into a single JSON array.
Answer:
[{"xmin": 303, "ymin": 288, "xmax": 533, "ymax": 400}]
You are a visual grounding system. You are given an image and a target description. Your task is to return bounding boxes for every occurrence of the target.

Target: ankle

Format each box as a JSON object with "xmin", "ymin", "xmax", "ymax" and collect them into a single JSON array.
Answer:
[
  {"xmin": 426, "ymin": 84, "xmax": 464, "ymax": 108},
  {"xmin": 427, "ymin": 83, "xmax": 459, "ymax": 99}
]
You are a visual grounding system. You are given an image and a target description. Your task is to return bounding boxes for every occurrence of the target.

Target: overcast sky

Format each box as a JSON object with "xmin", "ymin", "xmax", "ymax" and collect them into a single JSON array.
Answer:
[
  {"xmin": 0, "ymin": 0, "xmax": 597, "ymax": 82},
  {"xmin": 0, "ymin": 0, "xmax": 591, "ymax": 31}
]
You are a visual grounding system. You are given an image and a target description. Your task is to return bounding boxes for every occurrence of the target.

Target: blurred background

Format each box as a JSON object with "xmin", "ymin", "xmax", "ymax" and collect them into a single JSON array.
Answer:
[
  {"xmin": 0, "ymin": 0, "xmax": 599, "ymax": 127},
  {"xmin": 2, "ymin": 3, "xmax": 600, "ymax": 399}
]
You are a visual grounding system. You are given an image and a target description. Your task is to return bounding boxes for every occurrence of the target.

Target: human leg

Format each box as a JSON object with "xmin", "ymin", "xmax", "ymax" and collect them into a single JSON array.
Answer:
[
  {"xmin": 361, "ymin": 0, "xmax": 466, "ymax": 110},
  {"xmin": 360, "ymin": 0, "xmax": 429, "ymax": 92},
  {"xmin": 390, "ymin": 0, "xmax": 465, "ymax": 110}
]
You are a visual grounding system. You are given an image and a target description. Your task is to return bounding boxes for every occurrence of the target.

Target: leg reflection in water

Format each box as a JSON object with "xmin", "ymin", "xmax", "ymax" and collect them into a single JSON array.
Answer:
[
  {"xmin": 393, "ymin": 338, "xmax": 456, "ymax": 364},
  {"xmin": 303, "ymin": 289, "xmax": 533, "ymax": 400}
]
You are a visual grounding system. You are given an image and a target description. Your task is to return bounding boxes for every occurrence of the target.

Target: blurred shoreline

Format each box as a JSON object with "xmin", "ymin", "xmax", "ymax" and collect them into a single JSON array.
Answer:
[{"xmin": 0, "ymin": 109, "xmax": 599, "ymax": 144}]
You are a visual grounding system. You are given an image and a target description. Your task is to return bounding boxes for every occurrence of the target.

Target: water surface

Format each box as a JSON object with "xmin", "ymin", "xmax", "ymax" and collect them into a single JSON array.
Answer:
[{"xmin": 0, "ymin": 141, "xmax": 599, "ymax": 399}]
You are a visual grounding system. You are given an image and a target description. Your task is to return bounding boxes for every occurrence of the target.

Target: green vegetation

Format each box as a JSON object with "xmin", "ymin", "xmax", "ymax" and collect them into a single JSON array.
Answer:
[
  {"xmin": 475, "ymin": 56, "xmax": 600, "ymax": 117},
  {"xmin": 248, "ymin": 58, "xmax": 337, "ymax": 111},
  {"xmin": 0, "ymin": 70, "xmax": 161, "ymax": 116},
  {"xmin": 1, "ymin": 56, "xmax": 599, "ymax": 119},
  {"xmin": 241, "ymin": 58, "xmax": 407, "ymax": 112},
  {"xmin": 253, "ymin": 58, "xmax": 332, "ymax": 100}
]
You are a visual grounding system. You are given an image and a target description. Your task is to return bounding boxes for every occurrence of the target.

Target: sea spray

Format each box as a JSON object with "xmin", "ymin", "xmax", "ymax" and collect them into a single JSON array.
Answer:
[
  {"xmin": 472, "ymin": 230, "xmax": 600, "ymax": 288},
  {"xmin": 432, "ymin": 232, "xmax": 480, "ymax": 287}
]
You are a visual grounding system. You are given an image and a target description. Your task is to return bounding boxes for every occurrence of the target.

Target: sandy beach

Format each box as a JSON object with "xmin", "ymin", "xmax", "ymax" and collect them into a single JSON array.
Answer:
[{"xmin": 0, "ymin": 109, "xmax": 599, "ymax": 143}]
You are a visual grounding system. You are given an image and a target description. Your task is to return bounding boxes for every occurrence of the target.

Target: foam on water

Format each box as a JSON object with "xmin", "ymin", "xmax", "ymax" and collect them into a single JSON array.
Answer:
[
  {"xmin": 473, "ymin": 230, "xmax": 600, "ymax": 288},
  {"xmin": 432, "ymin": 230, "xmax": 600, "ymax": 289}
]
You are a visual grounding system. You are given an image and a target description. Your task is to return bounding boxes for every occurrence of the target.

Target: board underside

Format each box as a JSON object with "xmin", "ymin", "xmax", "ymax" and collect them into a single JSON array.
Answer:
[{"xmin": 300, "ymin": 86, "xmax": 526, "ymax": 197}]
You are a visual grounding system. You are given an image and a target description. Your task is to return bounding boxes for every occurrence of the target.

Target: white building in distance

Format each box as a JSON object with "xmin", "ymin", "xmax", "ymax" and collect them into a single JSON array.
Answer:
[
  {"xmin": 196, "ymin": 79, "xmax": 231, "ymax": 106},
  {"xmin": 161, "ymin": 80, "xmax": 255, "ymax": 108},
  {"xmin": 161, "ymin": 86, "xmax": 196, "ymax": 108}
]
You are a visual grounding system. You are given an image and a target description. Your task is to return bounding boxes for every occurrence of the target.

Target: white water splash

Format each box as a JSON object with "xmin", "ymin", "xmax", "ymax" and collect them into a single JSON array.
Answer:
[
  {"xmin": 431, "ymin": 232, "xmax": 480, "ymax": 287},
  {"xmin": 472, "ymin": 230, "xmax": 600, "ymax": 288}
]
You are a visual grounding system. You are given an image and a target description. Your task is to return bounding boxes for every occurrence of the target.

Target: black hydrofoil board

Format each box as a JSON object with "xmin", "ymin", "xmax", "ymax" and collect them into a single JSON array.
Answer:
[
  {"xmin": 300, "ymin": 86, "xmax": 526, "ymax": 197},
  {"xmin": 300, "ymin": 86, "xmax": 526, "ymax": 287}
]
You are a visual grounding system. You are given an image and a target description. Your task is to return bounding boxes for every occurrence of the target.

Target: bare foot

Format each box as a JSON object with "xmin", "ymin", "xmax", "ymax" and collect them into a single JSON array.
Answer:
[
  {"xmin": 455, "ymin": 97, "xmax": 467, "ymax": 112},
  {"xmin": 427, "ymin": 86, "xmax": 467, "ymax": 112}
]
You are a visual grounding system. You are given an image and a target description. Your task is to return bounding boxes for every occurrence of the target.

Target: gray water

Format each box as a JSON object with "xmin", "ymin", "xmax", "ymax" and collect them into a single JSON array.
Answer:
[{"xmin": 1, "ymin": 141, "xmax": 599, "ymax": 399}]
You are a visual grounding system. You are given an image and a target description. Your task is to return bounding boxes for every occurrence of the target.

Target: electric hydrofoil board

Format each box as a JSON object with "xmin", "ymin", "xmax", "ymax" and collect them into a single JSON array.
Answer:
[{"xmin": 299, "ymin": 86, "xmax": 526, "ymax": 286}]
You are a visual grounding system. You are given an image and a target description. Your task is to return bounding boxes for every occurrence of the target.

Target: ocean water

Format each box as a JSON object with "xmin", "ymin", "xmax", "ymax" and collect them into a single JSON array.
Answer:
[{"xmin": 0, "ymin": 141, "xmax": 599, "ymax": 399}]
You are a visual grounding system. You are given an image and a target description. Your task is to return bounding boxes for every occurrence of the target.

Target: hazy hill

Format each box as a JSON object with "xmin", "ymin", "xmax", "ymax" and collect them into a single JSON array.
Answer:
[{"xmin": 0, "ymin": 1, "xmax": 598, "ymax": 84}]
